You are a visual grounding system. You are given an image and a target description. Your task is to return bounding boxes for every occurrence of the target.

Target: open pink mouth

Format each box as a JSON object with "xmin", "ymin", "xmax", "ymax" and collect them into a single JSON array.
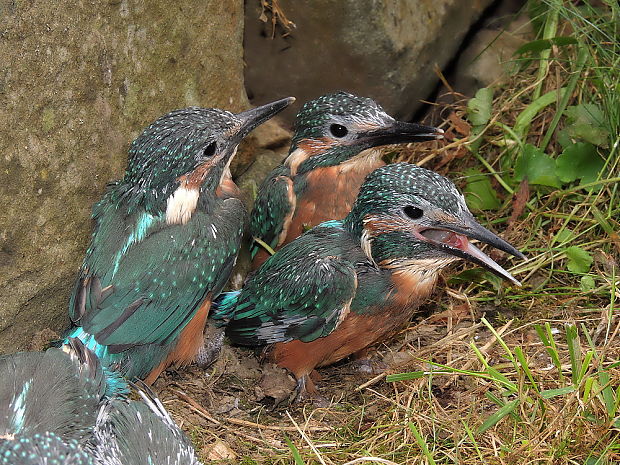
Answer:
[
  {"xmin": 420, "ymin": 229, "xmax": 469, "ymax": 250},
  {"xmin": 415, "ymin": 228, "xmax": 521, "ymax": 286}
]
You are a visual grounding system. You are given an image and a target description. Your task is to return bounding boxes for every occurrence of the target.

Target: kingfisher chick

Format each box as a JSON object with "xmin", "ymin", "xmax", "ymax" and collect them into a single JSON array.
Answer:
[
  {"xmin": 216, "ymin": 163, "xmax": 525, "ymax": 395},
  {"xmin": 249, "ymin": 91, "xmax": 443, "ymax": 268},
  {"xmin": 0, "ymin": 339, "xmax": 125, "ymax": 465},
  {"xmin": 67, "ymin": 98, "xmax": 294, "ymax": 384}
]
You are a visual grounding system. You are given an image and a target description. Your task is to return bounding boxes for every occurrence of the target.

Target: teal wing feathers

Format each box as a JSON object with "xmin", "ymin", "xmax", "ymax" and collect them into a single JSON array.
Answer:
[
  {"xmin": 70, "ymin": 193, "xmax": 245, "ymax": 353},
  {"xmin": 225, "ymin": 224, "xmax": 358, "ymax": 345},
  {"xmin": 249, "ymin": 165, "xmax": 295, "ymax": 258}
]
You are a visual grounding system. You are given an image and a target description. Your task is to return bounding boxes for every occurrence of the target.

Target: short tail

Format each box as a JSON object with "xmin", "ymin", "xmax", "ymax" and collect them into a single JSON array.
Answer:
[
  {"xmin": 64, "ymin": 332, "xmax": 128, "ymax": 398},
  {"xmin": 209, "ymin": 290, "xmax": 241, "ymax": 326}
]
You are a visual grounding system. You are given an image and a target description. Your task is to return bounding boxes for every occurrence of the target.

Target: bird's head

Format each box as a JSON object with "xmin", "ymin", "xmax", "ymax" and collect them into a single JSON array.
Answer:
[
  {"xmin": 121, "ymin": 97, "xmax": 294, "ymax": 216},
  {"xmin": 287, "ymin": 91, "xmax": 443, "ymax": 175},
  {"xmin": 346, "ymin": 163, "xmax": 524, "ymax": 286}
]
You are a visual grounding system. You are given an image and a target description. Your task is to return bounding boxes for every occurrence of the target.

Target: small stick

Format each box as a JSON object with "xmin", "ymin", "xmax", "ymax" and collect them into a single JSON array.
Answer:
[
  {"xmin": 171, "ymin": 389, "xmax": 221, "ymax": 425},
  {"xmin": 286, "ymin": 411, "xmax": 329, "ymax": 465}
]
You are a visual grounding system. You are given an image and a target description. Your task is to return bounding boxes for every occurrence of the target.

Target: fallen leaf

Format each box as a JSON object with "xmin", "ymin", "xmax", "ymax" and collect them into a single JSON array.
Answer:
[
  {"xmin": 448, "ymin": 111, "xmax": 471, "ymax": 136},
  {"xmin": 508, "ymin": 179, "xmax": 529, "ymax": 228},
  {"xmin": 205, "ymin": 440, "xmax": 236, "ymax": 461},
  {"xmin": 514, "ymin": 144, "xmax": 561, "ymax": 188},
  {"xmin": 464, "ymin": 168, "xmax": 501, "ymax": 211},
  {"xmin": 467, "ymin": 87, "xmax": 493, "ymax": 127},
  {"xmin": 564, "ymin": 246, "xmax": 593, "ymax": 273},
  {"xmin": 436, "ymin": 145, "xmax": 467, "ymax": 170}
]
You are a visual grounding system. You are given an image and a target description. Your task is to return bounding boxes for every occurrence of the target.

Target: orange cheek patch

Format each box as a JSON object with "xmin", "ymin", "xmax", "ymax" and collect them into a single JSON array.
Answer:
[
  {"xmin": 177, "ymin": 161, "xmax": 214, "ymax": 189},
  {"xmin": 363, "ymin": 214, "xmax": 410, "ymax": 236},
  {"xmin": 297, "ymin": 137, "xmax": 335, "ymax": 156}
]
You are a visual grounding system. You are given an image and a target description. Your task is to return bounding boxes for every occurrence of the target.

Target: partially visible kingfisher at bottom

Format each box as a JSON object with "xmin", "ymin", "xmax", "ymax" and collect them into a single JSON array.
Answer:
[
  {"xmin": 0, "ymin": 340, "xmax": 204, "ymax": 465},
  {"xmin": 92, "ymin": 384, "xmax": 202, "ymax": 465},
  {"xmin": 0, "ymin": 338, "xmax": 126, "ymax": 465},
  {"xmin": 214, "ymin": 163, "xmax": 525, "ymax": 395},
  {"xmin": 65, "ymin": 97, "xmax": 294, "ymax": 384},
  {"xmin": 249, "ymin": 91, "xmax": 443, "ymax": 269}
]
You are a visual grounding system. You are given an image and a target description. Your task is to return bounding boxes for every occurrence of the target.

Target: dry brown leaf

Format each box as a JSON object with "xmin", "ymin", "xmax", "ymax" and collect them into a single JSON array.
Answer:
[
  {"xmin": 447, "ymin": 111, "xmax": 471, "ymax": 136},
  {"xmin": 508, "ymin": 178, "xmax": 530, "ymax": 229},
  {"xmin": 204, "ymin": 440, "xmax": 236, "ymax": 461}
]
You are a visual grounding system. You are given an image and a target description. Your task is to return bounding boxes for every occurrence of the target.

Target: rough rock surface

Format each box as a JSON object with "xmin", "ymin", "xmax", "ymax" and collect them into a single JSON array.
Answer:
[
  {"xmin": 0, "ymin": 0, "xmax": 246, "ymax": 353},
  {"xmin": 244, "ymin": 0, "xmax": 494, "ymax": 123},
  {"xmin": 450, "ymin": 11, "xmax": 533, "ymax": 96}
]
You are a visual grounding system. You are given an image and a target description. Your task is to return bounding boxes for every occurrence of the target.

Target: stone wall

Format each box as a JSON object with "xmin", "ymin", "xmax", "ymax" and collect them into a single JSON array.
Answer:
[
  {"xmin": 244, "ymin": 0, "xmax": 493, "ymax": 123},
  {"xmin": 0, "ymin": 0, "xmax": 246, "ymax": 353}
]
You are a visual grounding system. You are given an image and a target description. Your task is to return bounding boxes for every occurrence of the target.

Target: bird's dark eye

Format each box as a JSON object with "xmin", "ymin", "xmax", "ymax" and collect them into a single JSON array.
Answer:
[
  {"xmin": 202, "ymin": 142, "xmax": 217, "ymax": 158},
  {"xmin": 404, "ymin": 206, "xmax": 423, "ymax": 219},
  {"xmin": 329, "ymin": 124, "xmax": 348, "ymax": 138}
]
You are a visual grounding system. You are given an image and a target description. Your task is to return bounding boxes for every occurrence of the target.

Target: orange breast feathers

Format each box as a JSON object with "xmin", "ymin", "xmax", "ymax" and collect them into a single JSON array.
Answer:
[{"xmin": 284, "ymin": 151, "xmax": 384, "ymax": 247}]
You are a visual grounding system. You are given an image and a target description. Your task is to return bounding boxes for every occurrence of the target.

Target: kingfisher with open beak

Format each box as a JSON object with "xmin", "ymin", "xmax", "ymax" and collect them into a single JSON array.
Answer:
[{"xmin": 215, "ymin": 163, "xmax": 524, "ymax": 396}]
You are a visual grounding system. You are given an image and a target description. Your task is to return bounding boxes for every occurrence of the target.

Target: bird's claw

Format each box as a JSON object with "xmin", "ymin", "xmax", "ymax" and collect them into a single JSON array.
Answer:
[{"xmin": 194, "ymin": 325, "xmax": 225, "ymax": 369}]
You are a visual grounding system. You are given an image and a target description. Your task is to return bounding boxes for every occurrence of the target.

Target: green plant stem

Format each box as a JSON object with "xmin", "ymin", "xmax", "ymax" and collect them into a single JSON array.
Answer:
[
  {"xmin": 540, "ymin": 47, "xmax": 589, "ymax": 150},
  {"xmin": 533, "ymin": 4, "xmax": 559, "ymax": 101}
]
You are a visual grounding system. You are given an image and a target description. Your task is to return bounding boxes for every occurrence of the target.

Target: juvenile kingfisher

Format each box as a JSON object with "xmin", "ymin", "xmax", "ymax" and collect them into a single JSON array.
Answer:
[
  {"xmin": 66, "ymin": 97, "xmax": 294, "ymax": 384},
  {"xmin": 249, "ymin": 91, "xmax": 443, "ymax": 268},
  {"xmin": 0, "ymin": 338, "xmax": 126, "ymax": 465},
  {"xmin": 215, "ymin": 163, "xmax": 525, "ymax": 395},
  {"xmin": 0, "ymin": 341, "xmax": 204, "ymax": 464}
]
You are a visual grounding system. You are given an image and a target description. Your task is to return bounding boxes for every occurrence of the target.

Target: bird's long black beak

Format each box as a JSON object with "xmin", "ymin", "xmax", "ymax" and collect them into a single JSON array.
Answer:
[
  {"xmin": 234, "ymin": 97, "xmax": 296, "ymax": 142},
  {"xmin": 360, "ymin": 120, "xmax": 444, "ymax": 148},
  {"xmin": 419, "ymin": 216, "xmax": 525, "ymax": 286}
]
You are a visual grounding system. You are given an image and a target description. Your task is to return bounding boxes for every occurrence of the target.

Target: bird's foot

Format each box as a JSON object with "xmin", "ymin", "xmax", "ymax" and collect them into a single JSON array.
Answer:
[
  {"xmin": 293, "ymin": 375, "xmax": 330, "ymax": 407},
  {"xmin": 194, "ymin": 325, "xmax": 225, "ymax": 369}
]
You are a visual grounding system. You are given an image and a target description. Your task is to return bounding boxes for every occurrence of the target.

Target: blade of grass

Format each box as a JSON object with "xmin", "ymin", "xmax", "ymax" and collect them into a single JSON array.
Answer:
[
  {"xmin": 566, "ymin": 324, "xmax": 582, "ymax": 385},
  {"xmin": 481, "ymin": 318, "xmax": 518, "ymax": 369},
  {"xmin": 535, "ymin": 323, "xmax": 565, "ymax": 382},
  {"xmin": 461, "ymin": 421, "xmax": 487, "ymax": 464},
  {"xmin": 408, "ymin": 422, "xmax": 437, "ymax": 465},
  {"xmin": 540, "ymin": 386, "xmax": 576, "ymax": 399},
  {"xmin": 514, "ymin": 346, "xmax": 541, "ymax": 394},
  {"xmin": 513, "ymin": 88, "xmax": 567, "ymax": 139},
  {"xmin": 532, "ymin": 2, "xmax": 559, "ymax": 102},
  {"xmin": 540, "ymin": 46, "xmax": 588, "ymax": 150},
  {"xmin": 284, "ymin": 435, "xmax": 307, "ymax": 465},
  {"xmin": 478, "ymin": 398, "xmax": 520, "ymax": 433}
]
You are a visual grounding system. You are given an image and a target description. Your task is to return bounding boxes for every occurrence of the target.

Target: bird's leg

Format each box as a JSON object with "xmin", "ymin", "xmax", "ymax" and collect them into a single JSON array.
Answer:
[
  {"xmin": 309, "ymin": 369, "xmax": 323, "ymax": 383},
  {"xmin": 194, "ymin": 324, "xmax": 225, "ymax": 369},
  {"xmin": 292, "ymin": 374, "xmax": 330, "ymax": 407},
  {"xmin": 348, "ymin": 348, "xmax": 387, "ymax": 374}
]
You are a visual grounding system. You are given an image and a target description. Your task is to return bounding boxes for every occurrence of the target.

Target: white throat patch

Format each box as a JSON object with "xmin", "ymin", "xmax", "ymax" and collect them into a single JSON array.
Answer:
[{"xmin": 166, "ymin": 185, "xmax": 199, "ymax": 225}]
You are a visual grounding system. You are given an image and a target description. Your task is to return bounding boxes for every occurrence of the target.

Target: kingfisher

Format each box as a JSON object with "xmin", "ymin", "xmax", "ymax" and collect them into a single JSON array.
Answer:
[
  {"xmin": 0, "ymin": 338, "xmax": 126, "ymax": 465},
  {"xmin": 92, "ymin": 384, "xmax": 202, "ymax": 465},
  {"xmin": 249, "ymin": 91, "xmax": 443, "ymax": 269},
  {"xmin": 215, "ymin": 163, "xmax": 525, "ymax": 396},
  {"xmin": 0, "ymin": 340, "xmax": 204, "ymax": 465},
  {"xmin": 66, "ymin": 97, "xmax": 294, "ymax": 384}
]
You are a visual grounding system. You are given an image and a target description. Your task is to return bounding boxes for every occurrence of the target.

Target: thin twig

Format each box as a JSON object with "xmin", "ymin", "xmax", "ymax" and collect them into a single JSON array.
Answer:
[
  {"xmin": 171, "ymin": 389, "xmax": 221, "ymax": 425},
  {"xmin": 286, "ymin": 410, "xmax": 329, "ymax": 465}
]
